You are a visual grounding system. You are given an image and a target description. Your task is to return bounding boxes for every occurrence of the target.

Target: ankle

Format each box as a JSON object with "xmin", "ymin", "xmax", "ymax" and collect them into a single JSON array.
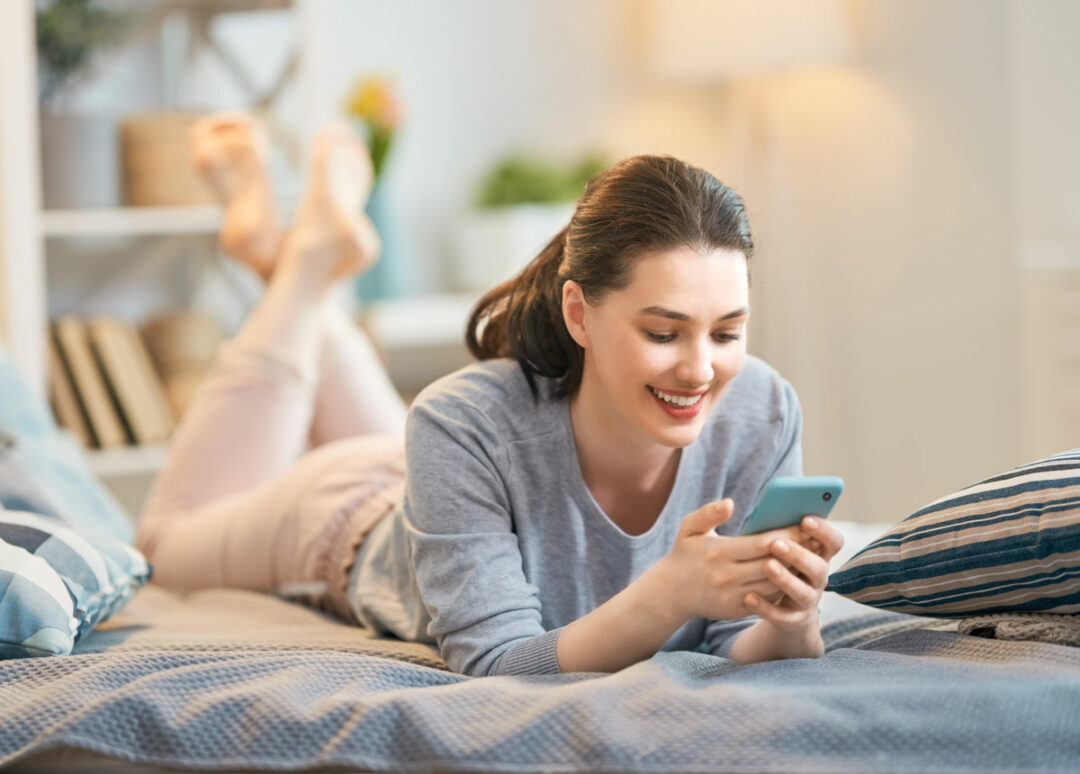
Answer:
[{"xmin": 272, "ymin": 233, "xmax": 343, "ymax": 297}]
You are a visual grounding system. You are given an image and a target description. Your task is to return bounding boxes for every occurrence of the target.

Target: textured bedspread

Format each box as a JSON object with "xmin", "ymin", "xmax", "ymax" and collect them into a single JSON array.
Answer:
[{"xmin": 2, "ymin": 586, "xmax": 1080, "ymax": 774}]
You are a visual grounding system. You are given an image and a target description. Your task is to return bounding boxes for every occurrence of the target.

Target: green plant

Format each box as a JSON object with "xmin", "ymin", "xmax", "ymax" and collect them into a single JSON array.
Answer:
[
  {"xmin": 36, "ymin": 0, "xmax": 129, "ymax": 104},
  {"xmin": 476, "ymin": 153, "xmax": 608, "ymax": 208}
]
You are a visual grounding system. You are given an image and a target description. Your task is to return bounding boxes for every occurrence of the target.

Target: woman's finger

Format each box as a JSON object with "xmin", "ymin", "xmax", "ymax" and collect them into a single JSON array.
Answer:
[
  {"xmin": 799, "ymin": 517, "xmax": 845, "ymax": 560},
  {"xmin": 744, "ymin": 591, "xmax": 806, "ymax": 627},
  {"xmin": 763, "ymin": 557, "xmax": 818, "ymax": 608},
  {"xmin": 733, "ymin": 555, "xmax": 801, "ymax": 585},
  {"xmin": 770, "ymin": 539, "xmax": 829, "ymax": 590},
  {"xmin": 740, "ymin": 578, "xmax": 784, "ymax": 598},
  {"xmin": 801, "ymin": 536, "xmax": 824, "ymax": 556},
  {"xmin": 729, "ymin": 556, "xmax": 772, "ymax": 582}
]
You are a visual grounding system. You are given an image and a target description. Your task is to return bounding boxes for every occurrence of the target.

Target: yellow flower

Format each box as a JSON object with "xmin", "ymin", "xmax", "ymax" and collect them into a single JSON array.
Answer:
[{"xmin": 345, "ymin": 74, "xmax": 401, "ymax": 132}]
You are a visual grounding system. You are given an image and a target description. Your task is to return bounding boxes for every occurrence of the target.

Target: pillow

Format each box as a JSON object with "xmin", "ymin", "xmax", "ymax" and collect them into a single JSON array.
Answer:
[
  {"xmin": 826, "ymin": 448, "xmax": 1080, "ymax": 617},
  {"xmin": 0, "ymin": 540, "xmax": 79, "ymax": 658},
  {"xmin": 0, "ymin": 347, "xmax": 133, "ymax": 542},
  {"xmin": 0, "ymin": 509, "xmax": 152, "ymax": 658}
]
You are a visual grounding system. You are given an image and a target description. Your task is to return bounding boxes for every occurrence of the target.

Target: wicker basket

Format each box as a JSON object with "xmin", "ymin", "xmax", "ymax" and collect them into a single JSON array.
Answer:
[
  {"xmin": 142, "ymin": 311, "xmax": 223, "ymax": 373},
  {"xmin": 120, "ymin": 112, "xmax": 216, "ymax": 206}
]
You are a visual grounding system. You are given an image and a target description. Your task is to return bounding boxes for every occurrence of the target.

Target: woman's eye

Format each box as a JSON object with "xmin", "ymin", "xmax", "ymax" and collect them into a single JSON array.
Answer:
[
  {"xmin": 645, "ymin": 331, "xmax": 742, "ymax": 344},
  {"xmin": 645, "ymin": 332, "xmax": 675, "ymax": 343}
]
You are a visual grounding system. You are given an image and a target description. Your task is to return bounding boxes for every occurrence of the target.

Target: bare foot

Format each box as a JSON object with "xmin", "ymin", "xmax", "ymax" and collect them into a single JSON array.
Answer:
[
  {"xmin": 280, "ymin": 121, "xmax": 382, "ymax": 285},
  {"xmin": 189, "ymin": 112, "xmax": 284, "ymax": 281}
]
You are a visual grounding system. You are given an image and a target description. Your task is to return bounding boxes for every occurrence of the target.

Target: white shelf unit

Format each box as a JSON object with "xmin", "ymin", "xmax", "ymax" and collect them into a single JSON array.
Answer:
[
  {"xmin": 42, "ymin": 206, "xmax": 223, "ymax": 238},
  {"xmin": 86, "ymin": 442, "xmax": 172, "ymax": 478},
  {"xmin": 0, "ymin": 0, "xmax": 344, "ymax": 516},
  {"xmin": 0, "ymin": 0, "xmax": 479, "ymax": 518},
  {"xmin": 1, "ymin": 0, "xmax": 339, "ymax": 388}
]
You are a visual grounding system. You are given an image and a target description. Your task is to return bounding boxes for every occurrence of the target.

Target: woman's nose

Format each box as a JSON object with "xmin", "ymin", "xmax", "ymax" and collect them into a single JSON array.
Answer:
[{"xmin": 675, "ymin": 339, "xmax": 714, "ymax": 386}]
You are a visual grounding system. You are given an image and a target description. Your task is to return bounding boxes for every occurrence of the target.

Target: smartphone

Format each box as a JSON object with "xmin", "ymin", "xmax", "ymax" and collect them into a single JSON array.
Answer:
[{"xmin": 737, "ymin": 476, "xmax": 844, "ymax": 536}]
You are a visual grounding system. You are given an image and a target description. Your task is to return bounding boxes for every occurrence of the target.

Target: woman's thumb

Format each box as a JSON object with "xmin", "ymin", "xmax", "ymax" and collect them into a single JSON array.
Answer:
[{"xmin": 681, "ymin": 498, "xmax": 734, "ymax": 537}]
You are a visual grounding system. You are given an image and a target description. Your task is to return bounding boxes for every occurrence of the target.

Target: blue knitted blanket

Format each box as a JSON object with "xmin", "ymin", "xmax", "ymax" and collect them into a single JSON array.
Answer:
[{"xmin": 2, "ymin": 609, "xmax": 1079, "ymax": 773}]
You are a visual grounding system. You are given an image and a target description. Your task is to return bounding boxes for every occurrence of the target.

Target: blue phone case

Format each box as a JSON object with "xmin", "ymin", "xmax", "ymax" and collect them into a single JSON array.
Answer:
[{"xmin": 738, "ymin": 476, "xmax": 844, "ymax": 536}]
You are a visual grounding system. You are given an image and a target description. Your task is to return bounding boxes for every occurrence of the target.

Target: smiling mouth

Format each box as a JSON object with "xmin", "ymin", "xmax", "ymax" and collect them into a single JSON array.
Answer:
[{"xmin": 648, "ymin": 386, "xmax": 707, "ymax": 407}]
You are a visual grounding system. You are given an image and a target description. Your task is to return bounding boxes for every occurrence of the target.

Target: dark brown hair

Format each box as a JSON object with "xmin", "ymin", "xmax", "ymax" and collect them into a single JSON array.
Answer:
[{"xmin": 465, "ymin": 154, "xmax": 754, "ymax": 401}]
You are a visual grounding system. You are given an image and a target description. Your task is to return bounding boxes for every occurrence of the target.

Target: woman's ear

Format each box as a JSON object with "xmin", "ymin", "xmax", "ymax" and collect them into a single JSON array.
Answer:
[{"xmin": 561, "ymin": 280, "xmax": 589, "ymax": 349}]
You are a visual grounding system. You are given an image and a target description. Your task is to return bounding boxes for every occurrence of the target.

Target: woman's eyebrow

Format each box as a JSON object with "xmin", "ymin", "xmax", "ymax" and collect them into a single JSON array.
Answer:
[{"xmin": 636, "ymin": 305, "xmax": 749, "ymax": 322}]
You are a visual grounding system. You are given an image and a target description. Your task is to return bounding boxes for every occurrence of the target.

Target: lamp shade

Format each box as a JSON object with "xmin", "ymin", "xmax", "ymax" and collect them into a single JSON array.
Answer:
[{"xmin": 647, "ymin": 0, "xmax": 854, "ymax": 81}]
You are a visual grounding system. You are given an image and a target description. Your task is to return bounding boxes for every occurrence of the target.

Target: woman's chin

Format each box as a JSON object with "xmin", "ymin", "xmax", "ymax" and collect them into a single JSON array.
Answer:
[
  {"xmin": 663, "ymin": 427, "xmax": 704, "ymax": 449},
  {"xmin": 644, "ymin": 417, "xmax": 706, "ymax": 449}
]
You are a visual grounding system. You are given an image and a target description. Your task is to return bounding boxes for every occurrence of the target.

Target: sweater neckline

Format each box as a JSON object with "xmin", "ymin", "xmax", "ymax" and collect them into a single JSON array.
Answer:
[{"xmin": 559, "ymin": 397, "xmax": 690, "ymax": 543}]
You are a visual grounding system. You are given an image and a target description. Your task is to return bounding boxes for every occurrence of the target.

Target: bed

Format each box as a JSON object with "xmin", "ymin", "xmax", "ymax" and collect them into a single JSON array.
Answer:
[
  {"xmin": 2, "ymin": 346, "xmax": 1079, "ymax": 774},
  {"xmin": 3, "ymin": 550, "xmax": 1080, "ymax": 774}
]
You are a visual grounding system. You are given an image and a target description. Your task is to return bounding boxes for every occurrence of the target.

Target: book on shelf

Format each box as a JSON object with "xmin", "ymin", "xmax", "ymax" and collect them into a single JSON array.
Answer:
[
  {"xmin": 87, "ymin": 316, "xmax": 175, "ymax": 446},
  {"xmin": 52, "ymin": 315, "xmax": 128, "ymax": 449},
  {"xmin": 49, "ymin": 315, "xmax": 176, "ymax": 450},
  {"xmin": 116, "ymin": 320, "xmax": 176, "ymax": 441},
  {"xmin": 46, "ymin": 331, "xmax": 93, "ymax": 448}
]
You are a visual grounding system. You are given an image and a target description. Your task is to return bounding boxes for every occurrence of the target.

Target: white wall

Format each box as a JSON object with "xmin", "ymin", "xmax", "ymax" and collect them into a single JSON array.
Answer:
[
  {"xmin": 736, "ymin": 0, "xmax": 1024, "ymax": 522},
  {"xmin": 1010, "ymin": 0, "xmax": 1080, "ymax": 461},
  {"xmin": 327, "ymin": 0, "xmax": 635, "ymax": 291},
  {"xmin": 23, "ymin": 0, "xmax": 1077, "ymax": 524},
  {"xmin": 328, "ymin": 0, "xmax": 1079, "ymax": 523}
]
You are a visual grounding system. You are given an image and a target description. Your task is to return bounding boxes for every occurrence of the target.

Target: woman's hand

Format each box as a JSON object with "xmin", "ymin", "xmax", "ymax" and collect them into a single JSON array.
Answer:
[
  {"xmin": 658, "ymin": 498, "xmax": 794, "ymax": 622},
  {"xmin": 742, "ymin": 516, "xmax": 845, "ymax": 632}
]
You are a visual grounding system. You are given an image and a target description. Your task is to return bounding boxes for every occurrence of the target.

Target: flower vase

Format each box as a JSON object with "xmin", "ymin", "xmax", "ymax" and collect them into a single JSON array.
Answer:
[{"xmin": 355, "ymin": 180, "xmax": 409, "ymax": 303}]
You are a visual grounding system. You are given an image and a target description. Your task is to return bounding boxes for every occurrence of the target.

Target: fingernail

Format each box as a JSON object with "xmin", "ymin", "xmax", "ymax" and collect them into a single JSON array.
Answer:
[
  {"xmin": 746, "ymin": 595, "xmax": 758, "ymax": 607},
  {"xmin": 775, "ymin": 540, "xmax": 789, "ymax": 553},
  {"xmin": 806, "ymin": 518, "xmax": 819, "ymax": 530}
]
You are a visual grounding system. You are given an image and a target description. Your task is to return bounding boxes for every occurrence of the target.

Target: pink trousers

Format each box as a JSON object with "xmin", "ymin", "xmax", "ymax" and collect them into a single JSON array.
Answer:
[{"xmin": 136, "ymin": 298, "xmax": 409, "ymax": 622}]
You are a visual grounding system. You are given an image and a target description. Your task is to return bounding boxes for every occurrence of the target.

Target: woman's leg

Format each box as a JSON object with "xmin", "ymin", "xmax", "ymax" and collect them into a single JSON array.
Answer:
[
  {"xmin": 138, "ymin": 432, "xmax": 404, "ymax": 604},
  {"xmin": 136, "ymin": 122, "xmax": 396, "ymax": 598},
  {"xmin": 191, "ymin": 111, "xmax": 406, "ymax": 444},
  {"xmin": 309, "ymin": 300, "xmax": 407, "ymax": 444}
]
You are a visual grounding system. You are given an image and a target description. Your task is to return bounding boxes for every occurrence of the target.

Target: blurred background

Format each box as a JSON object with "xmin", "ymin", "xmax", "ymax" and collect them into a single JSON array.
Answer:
[{"xmin": 0, "ymin": 0, "xmax": 1077, "ymax": 525}]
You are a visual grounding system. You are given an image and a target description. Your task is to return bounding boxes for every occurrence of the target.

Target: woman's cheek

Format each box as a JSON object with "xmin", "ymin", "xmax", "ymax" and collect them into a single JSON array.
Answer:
[{"xmin": 717, "ymin": 346, "xmax": 747, "ymax": 381}]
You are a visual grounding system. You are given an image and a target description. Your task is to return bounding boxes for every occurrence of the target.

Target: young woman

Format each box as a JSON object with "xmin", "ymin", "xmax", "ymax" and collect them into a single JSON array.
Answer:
[{"xmin": 136, "ymin": 114, "xmax": 844, "ymax": 677}]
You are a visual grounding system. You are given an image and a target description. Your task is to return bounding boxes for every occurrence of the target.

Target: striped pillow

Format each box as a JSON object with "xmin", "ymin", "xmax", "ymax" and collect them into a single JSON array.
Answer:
[
  {"xmin": 0, "ymin": 509, "xmax": 152, "ymax": 658},
  {"xmin": 0, "ymin": 540, "xmax": 79, "ymax": 657},
  {"xmin": 827, "ymin": 449, "xmax": 1080, "ymax": 617}
]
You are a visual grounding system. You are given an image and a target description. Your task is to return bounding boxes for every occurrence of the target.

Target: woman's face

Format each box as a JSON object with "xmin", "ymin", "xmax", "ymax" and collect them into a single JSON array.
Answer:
[{"xmin": 565, "ymin": 245, "xmax": 750, "ymax": 450}]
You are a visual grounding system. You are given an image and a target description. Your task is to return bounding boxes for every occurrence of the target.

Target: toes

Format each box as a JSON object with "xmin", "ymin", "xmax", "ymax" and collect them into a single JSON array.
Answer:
[{"xmin": 189, "ymin": 112, "xmax": 269, "ymax": 192}]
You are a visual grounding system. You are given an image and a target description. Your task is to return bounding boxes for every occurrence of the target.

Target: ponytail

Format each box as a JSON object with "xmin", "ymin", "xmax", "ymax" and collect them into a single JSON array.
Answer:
[{"xmin": 465, "ymin": 225, "xmax": 582, "ymax": 401}]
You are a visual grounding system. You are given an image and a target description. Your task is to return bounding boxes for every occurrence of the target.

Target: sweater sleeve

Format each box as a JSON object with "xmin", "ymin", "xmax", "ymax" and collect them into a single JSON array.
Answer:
[
  {"xmin": 705, "ymin": 376, "xmax": 805, "ymax": 658},
  {"xmin": 401, "ymin": 397, "xmax": 562, "ymax": 677}
]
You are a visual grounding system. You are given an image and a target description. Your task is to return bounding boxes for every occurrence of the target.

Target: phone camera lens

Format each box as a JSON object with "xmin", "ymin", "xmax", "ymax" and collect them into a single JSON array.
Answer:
[{"xmin": 822, "ymin": 492, "xmax": 832, "ymax": 502}]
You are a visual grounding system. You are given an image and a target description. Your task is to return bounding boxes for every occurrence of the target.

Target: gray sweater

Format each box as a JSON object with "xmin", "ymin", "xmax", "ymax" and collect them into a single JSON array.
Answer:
[{"xmin": 346, "ymin": 355, "xmax": 803, "ymax": 677}]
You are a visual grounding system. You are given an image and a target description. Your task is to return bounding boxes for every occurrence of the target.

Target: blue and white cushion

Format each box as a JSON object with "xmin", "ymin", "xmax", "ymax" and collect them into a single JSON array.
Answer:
[
  {"xmin": 0, "ymin": 346, "xmax": 133, "ymax": 543},
  {"xmin": 827, "ymin": 449, "xmax": 1080, "ymax": 617},
  {"xmin": 0, "ymin": 509, "xmax": 152, "ymax": 658},
  {"xmin": 0, "ymin": 538, "xmax": 79, "ymax": 658}
]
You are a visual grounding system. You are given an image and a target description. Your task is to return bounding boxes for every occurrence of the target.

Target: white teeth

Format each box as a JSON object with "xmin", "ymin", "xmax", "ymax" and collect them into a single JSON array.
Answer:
[{"xmin": 650, "ymin": 387, "xmax": 703, "ymax": 407}]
